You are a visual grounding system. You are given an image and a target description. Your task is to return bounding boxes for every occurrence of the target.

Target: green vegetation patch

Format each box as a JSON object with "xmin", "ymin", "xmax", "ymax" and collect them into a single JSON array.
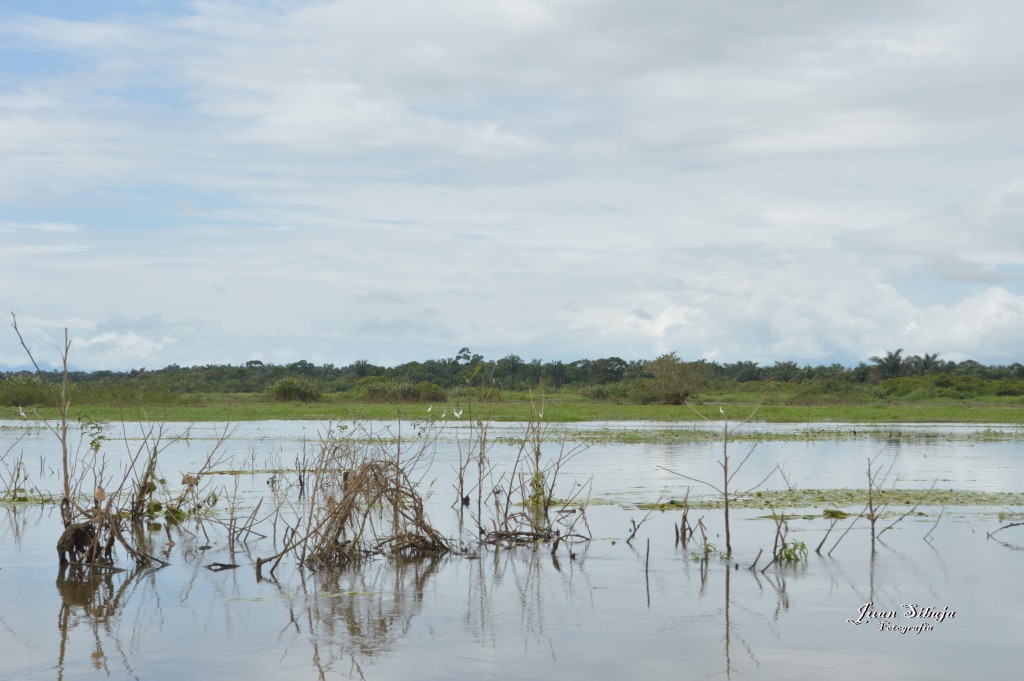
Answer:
[
  {"xmin": 638, "ymin": 488, "xmax": 1024, "ymax": 510},
  {"xmin": 0, "ymin": 495, "xmax": 44, "ymax": 504},
  {"xmin": 567, "ymin": 425, "xmax": 1024, "ymax": 444}
]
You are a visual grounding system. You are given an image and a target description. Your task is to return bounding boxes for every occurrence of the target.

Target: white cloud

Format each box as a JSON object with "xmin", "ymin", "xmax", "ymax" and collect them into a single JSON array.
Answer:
[{"xmin": 2, "ymin": 1, "xmax": 1024, "ymax": 369}]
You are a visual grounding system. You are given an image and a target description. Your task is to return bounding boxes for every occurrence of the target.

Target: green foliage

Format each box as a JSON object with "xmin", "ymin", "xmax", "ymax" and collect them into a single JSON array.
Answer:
[
  {"xmin": 526, "ymin": 470, "xmax": 546, "ymax": 508},
  {"xmin": 630, "ymin": 353, "xmax": 712, "ymax": 405},
  {"xmin": 266, "ymin": 376, "xmax": 322, "ymax": 402},
  {"xmin": 877, "ymin": 374, "xmax": 1024, "ymax": 400},
  {"xmin": 416, "ymin": 381, "xmax": 446, "ymax": 402},
  {"xmin": 8, "ymin": 346, "xmax": 1024, "ymax": 416},
  {"xmin": 783, "ymin": 378, "xmax": 873, "ymax": 405},
  {"xmin": 779, "ymin": 540, "xmax": 808, "ymax": 563},
  {"xmin": 691, "ymin": 542, "xmax": 718, "ymax": 561},
  {"xmin": 71, "ymin": 381, "xmax": 183, "ymax": 407},
  {"xmin": 0, "ymin": 373, "xmax": 53, "ymax": 407},
  {"xmin": 78, "ymin": 417, "xmax": 109, "ymax": 455},
  {"xmin": 870, "ymin": 349, "xmax": 905, "ymax": 380},
  {"xmin": 354, "ymin": 376, "xmax": 444, "ymax": 402},
  {"xmin": 578, "ymin": 383, "xmax": 629, "ymax": 402},
  {"xmin": 994, "ymin": 378, "xmax": 1024, "ymax": 396},
  {"xmin": 164, "ymin": 506, "xmax": 188, "ymax": 523}
]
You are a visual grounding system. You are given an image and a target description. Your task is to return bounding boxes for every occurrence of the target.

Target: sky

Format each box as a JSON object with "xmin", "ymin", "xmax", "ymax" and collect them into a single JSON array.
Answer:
[{"xmin": 2, "ymin": 0, "xmax": 1024, "ymax": 371}]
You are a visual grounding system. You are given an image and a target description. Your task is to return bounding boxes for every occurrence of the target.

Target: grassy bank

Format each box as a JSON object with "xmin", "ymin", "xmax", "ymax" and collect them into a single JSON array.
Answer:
[{"xmin": 9, "ymin": 388, "xmax": 1024, "ymax": 424}]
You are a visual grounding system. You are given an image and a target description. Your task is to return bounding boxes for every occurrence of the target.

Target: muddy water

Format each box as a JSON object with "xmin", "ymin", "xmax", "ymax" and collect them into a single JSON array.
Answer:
[{"xmin": 1, "ymin": 420, "xmax": 1022, "ymax": 680}]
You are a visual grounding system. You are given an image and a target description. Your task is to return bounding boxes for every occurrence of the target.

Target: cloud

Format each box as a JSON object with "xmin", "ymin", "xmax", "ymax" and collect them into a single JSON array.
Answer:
[
  {"xmin": 904, "ymin": 287, "xmax": 1024, "ymax": 362},
  {"xmin": 3, "ymin": 1, "xmax": 1024, "ymax": 370},
  {"xmin": 0, "ymin": 221, "xmax": 84, "ymax": 233}
]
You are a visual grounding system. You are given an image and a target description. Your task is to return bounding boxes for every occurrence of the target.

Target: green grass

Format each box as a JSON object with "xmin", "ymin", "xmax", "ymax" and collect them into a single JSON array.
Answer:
[{"xmin": 10, "ymin": 388, "xmax": 1024, "ymax": 424}]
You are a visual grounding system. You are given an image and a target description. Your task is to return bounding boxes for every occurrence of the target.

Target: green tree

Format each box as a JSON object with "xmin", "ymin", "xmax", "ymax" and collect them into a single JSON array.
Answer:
[
  {"xmin": 723, "ymin": 360, "xmax": 761, "ymax": 382},
  {"xmin": 633, "ymin": 353, "xmax": 712, "ymax": 405},
  {"xmin": 766, "ymin": 361, "xmax": 800, "ymax": 382},
  {"xmin": 589, "ymin": 357, "xmax": 627, "ymax": 384},
  {"xmin": 351, "ymin": 359, "xmax": 374, "ymax": 378},
  {"xmin": 493, "ymin": 354, "xmax": 524, "ymax": 387},
  {"xmin": 542, "ymin": 360, "xmax": 567, "ymax": 387},
  {"xmin": 266, "ymin": 377, "xmax": 322, "ymax": 402},
  {"xmin": 870, "ymin": 349, "xmax": 904, "ymax": 380}
]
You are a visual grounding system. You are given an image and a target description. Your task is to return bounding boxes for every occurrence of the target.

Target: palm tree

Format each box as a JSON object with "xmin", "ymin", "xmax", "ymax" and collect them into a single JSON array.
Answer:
[
  {"xmin": 921, "ymin": 353, "xmax": 941, "ymax": 375},
  {"xmin": 870, "ymin": 349, "xmax": 904, "ymax": 379}
]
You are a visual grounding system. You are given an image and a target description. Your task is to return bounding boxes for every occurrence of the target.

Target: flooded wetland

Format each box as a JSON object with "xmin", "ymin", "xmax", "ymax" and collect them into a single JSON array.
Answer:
[{"xmin": 2, "ymin": 418, "xmax": 1023, "ymax": 680}]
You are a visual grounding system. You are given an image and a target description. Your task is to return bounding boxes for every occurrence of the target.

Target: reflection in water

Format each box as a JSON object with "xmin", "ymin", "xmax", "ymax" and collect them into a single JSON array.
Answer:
[
  {"xmin": 0, "ymin": 507, "xmax": 1018, "ymax": 680},
  {"xmin": 282, "ymin": 546, "xmax": 601, "ymax": 679},
  {"xmin": 278, "ymin": 557, "xmax": 444, "ymax": 679},
  {"xmin": 719, "ymin": 566, "xmax": 788, "ymax": 678},
  {"xmin": 724, "ymin": 567, "xmax": 734, "ymax": 678},
  {"xmin": 2, "ymin": 421, "xmax": 1023, "ymax": 680},
  {"xmin": 55, "ymin": 563, "xmax": 154, "ymax": 680},
  {"xmin": 2, "ymin": 502, "xmax": 40, "ymax": 551}
]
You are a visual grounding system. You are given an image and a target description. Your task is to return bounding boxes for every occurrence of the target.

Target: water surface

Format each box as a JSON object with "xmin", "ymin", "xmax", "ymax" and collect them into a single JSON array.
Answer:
[{"xmin": 1, "ymin": 420, "xmax": 1021, "ymax": 680}]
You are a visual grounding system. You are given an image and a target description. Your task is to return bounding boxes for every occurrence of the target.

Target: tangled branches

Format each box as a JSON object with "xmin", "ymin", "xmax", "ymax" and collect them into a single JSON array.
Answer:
[{"xmin": 257, "ymin": 425, "xmax": 450, "ymax": 579}]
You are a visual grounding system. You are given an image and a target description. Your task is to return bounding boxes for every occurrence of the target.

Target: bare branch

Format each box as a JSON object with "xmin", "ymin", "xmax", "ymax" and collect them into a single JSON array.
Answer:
[
  {"xmin": 656, "ymin": 466, "xmax": 722, "ymax": 494},
  {"xmin": 10, "ymin": 312, "xmax": 44, "ymax": 374}
]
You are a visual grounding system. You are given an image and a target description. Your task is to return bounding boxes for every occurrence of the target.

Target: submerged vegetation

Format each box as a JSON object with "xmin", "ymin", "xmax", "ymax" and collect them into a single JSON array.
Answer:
[
  {"xmin": 638, "ymin": 488, "xmax": 1024, "ymax": 510},
  {"xmin": 5, "ymin": 313, "xmax": 595, "ymax": 578}
]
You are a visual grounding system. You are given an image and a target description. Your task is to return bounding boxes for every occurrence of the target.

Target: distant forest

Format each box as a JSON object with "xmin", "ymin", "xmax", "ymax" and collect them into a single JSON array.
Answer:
[{"xmin": 4, "ymin": 347, "xmax": 1024, "ymax": 407}]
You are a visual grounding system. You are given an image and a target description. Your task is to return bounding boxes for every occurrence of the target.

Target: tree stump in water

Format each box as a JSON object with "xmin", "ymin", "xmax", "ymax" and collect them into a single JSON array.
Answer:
[{"xmin": 57, "ymin": 522, "xmax": 97, "ymax": 565}]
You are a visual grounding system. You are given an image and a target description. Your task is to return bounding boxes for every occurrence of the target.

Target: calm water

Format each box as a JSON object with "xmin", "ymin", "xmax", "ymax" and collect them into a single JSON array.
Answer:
[{"xmin": 1, "ymin": 420, "xmax": 1023, "ymax": 680}]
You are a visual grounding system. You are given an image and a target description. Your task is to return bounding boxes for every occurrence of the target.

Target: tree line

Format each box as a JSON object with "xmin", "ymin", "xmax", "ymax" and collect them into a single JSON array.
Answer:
[{"xmin": 3, "ymin": 348, "xmax": 1024, "ymax": 406}]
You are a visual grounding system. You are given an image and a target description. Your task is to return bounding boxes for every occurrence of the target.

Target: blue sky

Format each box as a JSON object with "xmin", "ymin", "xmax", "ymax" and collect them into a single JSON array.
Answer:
[{"xmin": 2, "ymin": 0, "xmax": 1024, "ymax": 371}]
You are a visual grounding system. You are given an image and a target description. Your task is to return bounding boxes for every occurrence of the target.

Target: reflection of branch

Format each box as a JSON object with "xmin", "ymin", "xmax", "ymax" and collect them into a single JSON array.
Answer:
[
  {"xmin": 878, "ymin": 480, "xmax": 936, "ymax": 539},
  {"xmin": 988, "ymin": 521, "xmax": 1024, "ymax": 538},
  {"xmin": 728, "ymin": 443, "xmax": 761, "ymax": 487},
  {"xmin": 626, "ymin": 491, "xmax": 664, "ymax": 544},
  {"xmin": 827, "ymin": 447, "xmax": 893, "ymax": 557},
  {"xmin": 657, "ymin": 467, "xmax": 721, "ymax": 494},
  {"xmin": 737, "ymin": 464, "xmax": 782, "ymax": 497},
  {"xmin": 55, "ymin": 564, "xmax": 153, "ymax": 681},
  {"xmin": 672, "ymin": 395, "xmax": 768, "ymax": 556},
  {"xmin": 815, "ymin": 518, "xmax": 840, "ymax": 555},
  {"xmin": 827, "ymin": 502, "xmax": 870, "ymax": 557},
  {"xmin": 923, "ymin": 506, "xmax": 945, "ymax": 542},
  {"xmin": 986, "ymin": 535, "xmax": 1024, "ymax": 551}
]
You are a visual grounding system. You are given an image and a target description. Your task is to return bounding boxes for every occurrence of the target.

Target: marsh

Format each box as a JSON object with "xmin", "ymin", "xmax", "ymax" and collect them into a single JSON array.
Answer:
[{"xmin": 1, "ymin": 419, "xmax": 1022, "ymax": 680}]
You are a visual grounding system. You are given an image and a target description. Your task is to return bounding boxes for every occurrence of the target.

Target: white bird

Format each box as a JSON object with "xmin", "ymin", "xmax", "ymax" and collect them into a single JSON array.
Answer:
[
  {"xmin": 427, "ymin": 404, "xmax": 433, "ymax": 413},
  {"xmin": 441, "ymin": 408, "xmax": 447, "ymax": 419},
  {"xmin": 538, "ymin": 411, "xmax": 543, "ymax": 420},
  {"xmin": 19, "ymin": 406, "xmax": 26, "ymax": 418},
  {"xmin": 453, "ymin": 408, "xmax": 463, "ymax": 419},
  {"xmin": 719, "ymin": 405, "xmax": 725, "ymax": 415}
]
